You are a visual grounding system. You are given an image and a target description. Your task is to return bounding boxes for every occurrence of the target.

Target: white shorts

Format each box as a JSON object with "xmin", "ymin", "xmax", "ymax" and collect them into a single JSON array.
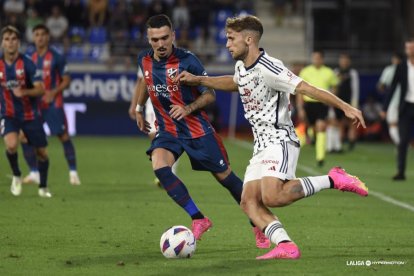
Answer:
[
  {"xmin": 145, "ymin": 100, "xmax": 157, "ymax": 133},
  {"xmin": 243, "ymin": 141, "xmax": 300, "ymax": 184},
  {"xmin": 386, "ymin": 88, "xmax": 401, "ymax": 124}
]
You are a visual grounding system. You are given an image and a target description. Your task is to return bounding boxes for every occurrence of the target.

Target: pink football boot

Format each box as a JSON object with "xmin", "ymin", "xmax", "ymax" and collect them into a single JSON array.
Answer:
[
  {"xmin": 252, "ymin": 227, "xmax": 271, "ymax": 249},
  {"xmin": 328, "ymin": 167, "xmax": 368, "ymax": 197},
  {"xmin": 256, "ymin": 242, "xmax": 301, "ymax": 260},
  {"xmin": 191, "ymin": 217, "xmax": 213, "ymax": 240}
]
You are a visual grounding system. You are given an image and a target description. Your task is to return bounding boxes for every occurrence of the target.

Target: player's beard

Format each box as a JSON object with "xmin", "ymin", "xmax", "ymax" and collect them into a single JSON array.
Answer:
[{"xmin": 234, "ymin": 45, "xmax": 249, "ymax": 61}]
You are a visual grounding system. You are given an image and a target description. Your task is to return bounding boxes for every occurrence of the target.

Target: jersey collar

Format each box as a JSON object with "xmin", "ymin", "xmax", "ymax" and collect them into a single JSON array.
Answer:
[{"xmin": 244, "ymin": 48, "xmax": 265, "ymax": 71}]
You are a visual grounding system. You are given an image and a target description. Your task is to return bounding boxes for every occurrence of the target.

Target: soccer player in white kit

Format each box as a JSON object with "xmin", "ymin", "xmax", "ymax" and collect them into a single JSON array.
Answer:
[{"xmin": 176, "ymin": 15, "xmax": 368, "ymax": 260}]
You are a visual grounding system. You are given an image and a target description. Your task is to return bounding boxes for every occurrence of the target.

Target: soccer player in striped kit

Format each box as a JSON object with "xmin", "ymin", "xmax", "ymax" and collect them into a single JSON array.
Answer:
[
  {"xmin": 0, "ymin": 25, "xmax": 51, "ymax": 198},
  {"xmin": 177, "ymin": 15, "xmax": 368, "ymax": 259},
  {"xmin": 21, "ymin": 24, "xmax": 81, "ymax": 186},
  {"xmin": 135, "ymin": 14, "xmax": 270, "ymax": 248}
]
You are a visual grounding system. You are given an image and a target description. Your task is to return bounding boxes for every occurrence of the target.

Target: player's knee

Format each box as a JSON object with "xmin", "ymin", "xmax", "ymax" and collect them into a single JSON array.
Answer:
[
  {"xmin": 240, "ymin": 195, "xmax": 255, "ymax": 215},
  {"xmin": 35, "ymin": 148, "xmax": 49, "ymax": 161}
]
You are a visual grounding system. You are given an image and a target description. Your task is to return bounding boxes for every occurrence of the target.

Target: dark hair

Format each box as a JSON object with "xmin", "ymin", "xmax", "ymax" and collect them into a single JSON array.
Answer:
[
  {"xmin": 225, "ymin": 15, "xmax": 263, "ymax": 39},
  {"xmin": 392, "ymin": 52, "xmax": 404, "ymax": 60},
  {"xmin": 1, "ymin": 25, "xmax": 20, "ymax": 40},
  {"xmin": 32, "ymin": 23, "xmax": 49, "ymax": 34},
  {"xmin": 146, "ymin": 14, "xmax": 173, "ymax": 29},
  {"xmin": 313, "ymin": 49, "xmax": 324, "ymax": 57}
]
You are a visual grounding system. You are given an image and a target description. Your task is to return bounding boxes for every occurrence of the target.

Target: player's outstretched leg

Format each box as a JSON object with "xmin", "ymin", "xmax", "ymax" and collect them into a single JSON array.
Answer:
[
  {"xmin": 154, "ymin": 166, "xmax": 212, "ymax": 240},
  {"xmin": 328, "ymin": 167, "xmax": 368, "ymax": 196}
]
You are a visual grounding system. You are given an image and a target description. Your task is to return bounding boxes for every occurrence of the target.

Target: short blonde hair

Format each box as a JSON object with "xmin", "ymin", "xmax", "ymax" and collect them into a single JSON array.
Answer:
[
  {"xmin": 1, "ymin": 25, "xmax": 20, "ymax": 40},
  {"xmin": 225, "ymin": 15, "xmax": 263, "ymax": 39}
]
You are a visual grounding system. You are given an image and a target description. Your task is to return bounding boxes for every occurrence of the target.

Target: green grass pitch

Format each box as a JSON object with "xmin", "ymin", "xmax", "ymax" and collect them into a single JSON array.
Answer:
[{"xmin": 0, "ymin": 137, "xmax": 413, "ymax": 275}]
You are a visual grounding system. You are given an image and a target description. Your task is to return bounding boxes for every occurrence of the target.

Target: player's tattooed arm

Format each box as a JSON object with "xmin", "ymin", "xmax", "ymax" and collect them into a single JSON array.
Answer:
[{"xmin": 170, "ymin": 90, "xmax": 216, "ymax": 120}]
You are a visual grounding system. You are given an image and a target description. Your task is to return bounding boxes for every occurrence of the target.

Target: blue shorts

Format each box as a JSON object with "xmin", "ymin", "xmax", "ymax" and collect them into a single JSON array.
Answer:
[
  {"xmin": 42, "ymin": 107, "xmax": 67, "ymax": 135},
  {"xmin": 0, "ymin": 117, "xmax": 48, "ymax": 147},
  {"xmin": 147, "ymin": 132, "xmax": 229, "ymax": 173}
]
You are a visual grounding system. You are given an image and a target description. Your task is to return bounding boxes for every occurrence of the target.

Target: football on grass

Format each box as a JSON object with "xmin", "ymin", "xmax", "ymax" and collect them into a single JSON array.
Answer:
[{"xmin": 160, "ymin": 225, "xmax": 196, "ymax": 258}]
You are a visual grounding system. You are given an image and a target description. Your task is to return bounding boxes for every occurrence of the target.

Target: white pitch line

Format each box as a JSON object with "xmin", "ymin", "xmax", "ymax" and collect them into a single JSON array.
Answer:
[{"xmin": 230, "ymin": 139, "xmax": 414, "ymax": 213}]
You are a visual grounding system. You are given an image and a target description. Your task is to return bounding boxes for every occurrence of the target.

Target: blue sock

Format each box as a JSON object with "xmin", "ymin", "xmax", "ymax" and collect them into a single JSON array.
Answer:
[
  {"xmin": 6, "ymin": 151, "xmax": 21, "ymax": 176},
  {"xmin": 218, "ymin": 171, "xmax": 243, "ymax": 204},
  {"xmin": 38, "ymin": 159, "xmax": 49, "ymax": 188},
  {"xmin": 154, "ymin": 166, "xmax": 202, "ymax": 217},
  {"xmin": 62, "ymin": 140, "xmax": 76, "ymax": 170},
  {"xmin": 21, "ymin": 143, "xmax": 38, "ymax": 171}
]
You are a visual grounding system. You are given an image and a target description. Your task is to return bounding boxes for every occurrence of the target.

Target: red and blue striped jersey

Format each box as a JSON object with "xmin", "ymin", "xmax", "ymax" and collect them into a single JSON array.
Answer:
[
  {"xmin": 137, "ymin": 47, "xmax": 214, "ymax": 139},
  {"xmin": 0, "ymin": 54, "xmax": 42, "ymax": 121},
  {"xmin": 32, "ymin": 47, "xmax": 69, "ymax": 109}
]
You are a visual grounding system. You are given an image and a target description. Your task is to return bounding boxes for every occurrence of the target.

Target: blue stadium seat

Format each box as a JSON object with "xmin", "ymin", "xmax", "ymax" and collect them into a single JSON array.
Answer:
[
  {"xmin": 89, "ymin": 45, "xmax": 105, "ymax": 62},
  {"xmin": 88, "ymin": 27, "xmax": 107, "ymax": 44},
  {"xmin": 69, "ymin": 26, "xmax": 86, "ymax": 43},
  {"xmin": 215, "ymin": 9, "xmax": 233, "ymax": 28},
  {"xmin": 67, "ymin": 45, "xmax": 85, "ymax": 61},
  {"xmin": 130, "ymin": 27, "xmax": 142, "ymax": 41},
  {"xmin": 215, "ymin": 27, "xmax": 227, "ymax": 45}
]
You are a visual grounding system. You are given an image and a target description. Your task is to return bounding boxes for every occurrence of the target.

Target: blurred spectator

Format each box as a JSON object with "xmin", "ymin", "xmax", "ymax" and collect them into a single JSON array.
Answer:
[
  {"xmin": 361, "ymin": 95, "xmax": 383, "ymax": 141},
  {"xmin": 147, "ymin": 0, "xmax": 170, "ymax": 18},
  {"xmin": 172, "ymin": 0, "xmax": 190, "ymax": 29},
  {"xmin": 272, "ymin": 0, "xmax": 287, "ymax": 27},
  {"xmin": 46, "ymin": 5, "xmax": 69, "ymax": 42},
  {"xmin": 3, "ymin": 0, "xmax": 24, "ymax": 17},
  {"xmin": 25, "ymin": 8, "xmax": 44, "ymax": 43},
  {"xmin": 176, "ymin": 28, "xmax": 192, "ymax": 49},
  {"xmin": 129, "ymin": 0, "xmax": 148, "ymax": 33},
  {"xmin": 3, "ymin": 13, "xmax": 25, "ymax": 34},
  {"xmin": 64, "ymin": 0, "xmax": 86, "ymax": 27},
  {"xmin": 188, "ymin": 0, "xmax": 213, "ymax": 41},
  {"xmin": 377, "ymin": 53, "xmax": 403, "ymax": 145},
  {"xmin": 108, "ymin": 0, "xmax": 131, "ymax": 67},
  {"xmin": 87, "ymin": 0, "xmax": 108, "ymax": 27}
]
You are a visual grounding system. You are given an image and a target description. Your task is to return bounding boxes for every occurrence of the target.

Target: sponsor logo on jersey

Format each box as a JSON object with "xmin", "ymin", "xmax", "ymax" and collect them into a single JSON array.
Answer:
[{"xmin": 16, "ymin": 69, "xmax": 24, "ymax": 76}]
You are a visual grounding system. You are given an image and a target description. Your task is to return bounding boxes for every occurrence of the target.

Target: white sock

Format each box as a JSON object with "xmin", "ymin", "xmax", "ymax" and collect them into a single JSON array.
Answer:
[
  {"xmin": 326, "ymin": 126, "xmax": 333, "ymax": 151},
  {"xmin": 172, "ymin": 158, "xmax": 180, "ymax": 175},
  {"xmin": 299, "ymin": 176, "xmax": 331, "ymax": 197},
  {"xmin": 389, "ymin": 126, "xmax": 400, "ymax": 145},
  {"xmin": 264, "ymin": 220, "xmax": 291, "ymax": 245},
  {"xmin": 333, "ymin": 127, "xmax": 342, "ymax": 151}
]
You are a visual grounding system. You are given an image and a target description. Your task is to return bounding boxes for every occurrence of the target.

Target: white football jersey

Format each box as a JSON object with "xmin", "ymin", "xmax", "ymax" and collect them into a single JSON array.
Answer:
[{"xmin": 233, "ymin": 50, "xmax": 302, "ymax": 155}]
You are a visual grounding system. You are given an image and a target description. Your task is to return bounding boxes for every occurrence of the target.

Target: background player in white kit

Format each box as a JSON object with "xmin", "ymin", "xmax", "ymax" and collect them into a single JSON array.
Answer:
[
  {"xmin": 177, "ymin": 15, "xmax": 368, "ymax": 260},
  {"xmin": 129, "ymin": 68, "xmax": 179, "ymax": 185}
]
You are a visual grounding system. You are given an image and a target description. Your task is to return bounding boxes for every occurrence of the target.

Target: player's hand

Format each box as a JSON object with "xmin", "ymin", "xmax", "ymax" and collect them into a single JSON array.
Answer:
[
  {"xmin": 43, "ymin": 91, "xmax": 55, "ymax": 103},
  {"xmin": 128, "ymin": 105, "xmax": 136, "ymax": 120},
  {"xmin": 344, "ymin": 106, "xmax": 366, "ymax": 128},
  {"xmin": 12, "ymin": 87, "xmax": 25, "ymax": 97},
  {"xmin": 170, "ymin": 104, "xmax": 191, "ymax": 120},
  {"xmin": 136, "ymin": 112, "xmax": 151, "ymax": 133},
  {"xmin": 175, "ymin": 71, "xmax": 200, "ymax": 86}
]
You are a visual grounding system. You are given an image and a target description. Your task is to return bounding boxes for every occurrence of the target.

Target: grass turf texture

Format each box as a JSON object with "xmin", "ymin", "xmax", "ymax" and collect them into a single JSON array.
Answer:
[{"xmin": 0, "ymin": 137, "xmax": 413, "ymax": 275}]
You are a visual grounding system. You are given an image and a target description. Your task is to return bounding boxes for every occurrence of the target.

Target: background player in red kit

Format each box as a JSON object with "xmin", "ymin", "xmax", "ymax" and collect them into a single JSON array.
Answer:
[
  {"xmin": 21, "ymin": 24, "xmax": 81, "ymax": 186},
  {"xmin": 0, "ymin": 25, "xmax": 52, "ymax": 198}
]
